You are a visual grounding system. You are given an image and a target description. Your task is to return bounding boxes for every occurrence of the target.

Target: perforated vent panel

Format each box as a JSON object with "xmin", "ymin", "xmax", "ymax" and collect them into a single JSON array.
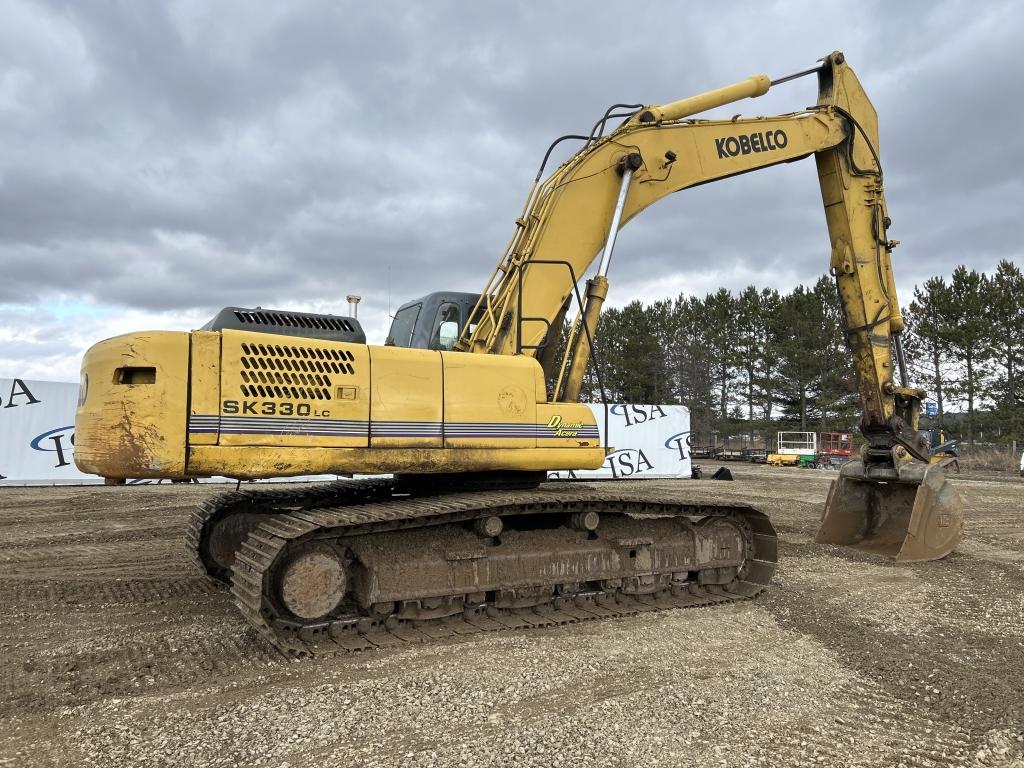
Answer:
[
  {"xmin": 238, "ymin": 341, "xmax": 356, "ymax": 400},
  {"xmin": 202, "ymin": 306, "xmax": 366, "ymax": 344},
  {"xmin": 233, "ymin": 310, "xmax": 356, "ymax": 333}
]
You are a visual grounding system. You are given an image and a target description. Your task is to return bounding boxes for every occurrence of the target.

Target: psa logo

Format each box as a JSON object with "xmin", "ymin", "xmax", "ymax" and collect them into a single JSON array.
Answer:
[
  {"xmin": 664, "ymin": 431, "xmax": 691, "ymax": 461},
  {"xmin": 610, "ymin": 404, "xmax": 668, "ymax": 428},
  {"xmin": 603, "ymin": 448, "xmax": 654, "ymax": 478},
  {"xmin": 546, "ymin": 414, "xmax": 584, "ymax": 437},
  {"xmin": 31, "ymin": 425, "xmax": 75, "ymax": 468}
]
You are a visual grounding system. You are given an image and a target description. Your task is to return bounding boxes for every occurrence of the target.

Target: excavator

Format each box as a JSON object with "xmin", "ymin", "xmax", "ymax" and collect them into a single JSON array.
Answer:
[{"xmin": 74, "ymin": 52, "xmax": 963, "ymax": 657}]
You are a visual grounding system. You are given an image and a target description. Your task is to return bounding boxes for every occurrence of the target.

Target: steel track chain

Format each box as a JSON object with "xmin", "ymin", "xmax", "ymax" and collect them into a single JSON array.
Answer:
[
  {"xmin": 226, "ymin": 483, "xmax": 779, "ymax": 657},
  {"xmin": 186, "ymin": 478, "xmax": 396, "ymax": 582}
]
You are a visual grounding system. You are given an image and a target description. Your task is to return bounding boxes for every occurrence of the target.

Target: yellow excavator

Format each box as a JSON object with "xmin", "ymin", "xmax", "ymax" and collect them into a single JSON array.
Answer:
[{"xmin": 75, "ymin": 52, "xmax": 962, "ymax": 656}]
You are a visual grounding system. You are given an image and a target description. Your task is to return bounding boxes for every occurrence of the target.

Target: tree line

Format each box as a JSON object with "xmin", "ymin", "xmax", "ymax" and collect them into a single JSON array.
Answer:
[{"xmin": 579, "ymin": 259, "xmax": 1023, "ymax": 448}]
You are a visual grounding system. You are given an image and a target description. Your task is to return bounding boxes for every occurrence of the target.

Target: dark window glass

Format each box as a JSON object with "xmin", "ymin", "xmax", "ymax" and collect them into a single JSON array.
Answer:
[
  {"xmin": 387, "ymin": 303, "xmax": 421, "ymax": 347},
  {"xmin": 429, "ymin": 302, "xmax": 462, "ymax": 350}
]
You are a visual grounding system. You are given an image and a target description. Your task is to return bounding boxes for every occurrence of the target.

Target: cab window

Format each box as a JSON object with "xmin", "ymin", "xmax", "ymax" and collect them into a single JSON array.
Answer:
[
  {"xmin": 429, "ymin": 302, "xmax": 461, "ymax": 350},
  {"xmin": 386, "ymin": 303, "xmax": 421, "ymax": 347}
]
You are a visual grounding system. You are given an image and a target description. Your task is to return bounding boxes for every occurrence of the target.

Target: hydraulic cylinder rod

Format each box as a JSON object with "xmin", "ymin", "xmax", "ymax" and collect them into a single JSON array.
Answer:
[
  {"xmin": 636, "ymin": 73, "xmax": 771, "ymax": 124},
  {"xmin": 560, "ymin": 276, "xmax": 609, "ymax": 402},
  {"xmin": 560, "ymin": 163, "xmax": 635, "ymax": 402},
  {"xmin": 596, "ymin": 161, "xmax": 637, "ymax": 277}
]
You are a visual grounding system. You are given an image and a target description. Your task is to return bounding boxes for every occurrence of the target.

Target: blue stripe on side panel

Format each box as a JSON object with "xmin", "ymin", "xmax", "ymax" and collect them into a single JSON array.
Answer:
[
  {"xmin": 187, "ymin": 416, "xmax": 598, "ymax": 439},
  {"xmin": 371, "ymin": 420, "xmax": 443, "ymax": 439}
]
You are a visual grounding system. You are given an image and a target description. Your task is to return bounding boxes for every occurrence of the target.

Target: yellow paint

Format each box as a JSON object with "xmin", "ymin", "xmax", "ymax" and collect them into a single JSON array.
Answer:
[
  {"xmin": 187, "ymin": 445, "xmax": 605, "ymax": 479},
  {"xmin": 187, "ymin": 331, "xmax": 220, "ymax": 446},
  {"xmin": 460, "ymin": 52, "xmax": 914, "ymax": 448},
  {"xmin": 440, "ymin": 352, "xmax": 540, "ymax": 449},
  {"xmin": 370, "ymin": 345, "xmax": 443, "ymax": 448},
  {"xmin": 217, "ymin": 330, "xmax": 370, "ymax": 449},
  {"xmin": 76, "ymin": 328, "xmax": 604, "ymax": 479},
  {"xmin": 74, "ymin": 331, "xmax": 189, "ymax": 478},
  {"xmin": 636, "ymin": 73, "xmax": 771, "ymax": 124}
]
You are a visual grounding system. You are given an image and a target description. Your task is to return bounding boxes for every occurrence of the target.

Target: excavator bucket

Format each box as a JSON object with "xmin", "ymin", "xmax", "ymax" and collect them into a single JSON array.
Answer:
[{"xmin": 816, "ymin": 459, "xmax": 963, "ymax": 562}]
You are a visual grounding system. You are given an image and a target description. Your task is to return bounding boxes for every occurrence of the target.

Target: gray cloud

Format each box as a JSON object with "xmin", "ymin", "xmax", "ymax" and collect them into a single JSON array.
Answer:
[{"xmin": 1, "ymin": 0, "xmax": 1021, "ymax": 379}]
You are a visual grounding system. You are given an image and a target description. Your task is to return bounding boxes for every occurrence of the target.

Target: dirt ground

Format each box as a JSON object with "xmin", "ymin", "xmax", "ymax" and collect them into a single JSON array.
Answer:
[{"xmin": 1, "ymin": 466, "xmax": 1022, "ymax": 768}]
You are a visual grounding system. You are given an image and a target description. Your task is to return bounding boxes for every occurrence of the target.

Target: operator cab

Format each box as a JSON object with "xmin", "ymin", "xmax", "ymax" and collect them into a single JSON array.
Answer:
[{"xmin": 386, "ymin": 292, "xmax": 483, "ymax": 350}]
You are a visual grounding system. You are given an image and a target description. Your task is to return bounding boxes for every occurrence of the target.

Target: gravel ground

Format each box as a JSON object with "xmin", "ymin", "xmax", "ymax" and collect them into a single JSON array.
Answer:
[{"xmin": 1, "ymin": 466, "xmax": 1022, "ymax": 767}]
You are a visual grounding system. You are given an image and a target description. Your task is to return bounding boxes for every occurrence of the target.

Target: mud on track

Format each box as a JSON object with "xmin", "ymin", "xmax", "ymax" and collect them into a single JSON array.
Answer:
[{"xmin": 1, "ymin": 467, "xmax": 1022, "ymax": 767}]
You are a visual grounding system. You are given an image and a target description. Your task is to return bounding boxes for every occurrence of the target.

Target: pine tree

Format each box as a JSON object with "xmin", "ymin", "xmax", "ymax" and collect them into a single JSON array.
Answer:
[
  {"xmin": 984, "ymin": 260, "xmax": 1024, "ymax": 440},
  {"xmin": 735, "ymin": 287, "xmax": 763, "ymax": 421},
  {"xmin": 666, "ymin": 295, "xmax": 716, "ymax": 436},
  {"xmin": 813, "ymin": 276, "xmax": 857, "ymax": 430},
  {"xmin": 702, "ymin": 288, "xmax": 739, "ymax": 423},
  {"xmin": 573, "ymin": 260, "xmax": 1021, "ymax": 452},
  {"xmin": 905, "ymin": 276, "xmax": 955, "ymax": 428},
  {"xmin": 774, "ymin": 286, "xmax": 820, "ymax": 429},
  {"xmin": 944, "ymin": 266, "xmax": 990, "ymax": 446},
  {"xmin": 591, "ymin": 300, "xmax": 673, "ymax": 404},
  {"xmin": 757, "ymin": 288, "xmax": 784, "ymax": 422}
]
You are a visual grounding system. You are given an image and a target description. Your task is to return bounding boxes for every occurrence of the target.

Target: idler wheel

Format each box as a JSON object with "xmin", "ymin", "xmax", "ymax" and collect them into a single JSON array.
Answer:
[
  {"xmin": 474, "ymin": 515, "xmax": 503, "ymax": 537},
  {"xmin": 278, "ymin": 545, "xmax": 347, "ymax": 620},
  {"xmin": 203, "ymin": 512, "xmax": 272, "ymax": 580},
  {"xmin": 571, "ymin": 511, "xmax": 600, "ymax": 531}
]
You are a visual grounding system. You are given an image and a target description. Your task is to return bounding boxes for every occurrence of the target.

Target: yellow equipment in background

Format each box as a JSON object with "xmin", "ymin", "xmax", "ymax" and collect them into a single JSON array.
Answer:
[
  {"xmin": 75, "ymin": 52, "xmax": 962, "ymax": 655},
  {"xmin": 766, "ymin": 432, "xmax": 818, "ymax": 467}
]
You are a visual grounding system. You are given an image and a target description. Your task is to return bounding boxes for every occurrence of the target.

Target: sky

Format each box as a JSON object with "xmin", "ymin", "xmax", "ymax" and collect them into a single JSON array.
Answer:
[{"xmin": 2, "ymin": 0, "xmax": 1021, "ymax": 381}]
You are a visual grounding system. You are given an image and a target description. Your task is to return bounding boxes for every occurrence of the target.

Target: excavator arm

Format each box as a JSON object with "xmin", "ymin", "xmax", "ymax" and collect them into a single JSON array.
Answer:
[{"xmin": 460, "ymin": 51, "xmax": 962, "ymax": 561}]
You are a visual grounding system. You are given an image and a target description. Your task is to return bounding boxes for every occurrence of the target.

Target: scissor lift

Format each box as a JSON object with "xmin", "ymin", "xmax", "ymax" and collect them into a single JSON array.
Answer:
[{"xmin": 767, "ymin": 432, "xmax": 818, "ymax": 466}]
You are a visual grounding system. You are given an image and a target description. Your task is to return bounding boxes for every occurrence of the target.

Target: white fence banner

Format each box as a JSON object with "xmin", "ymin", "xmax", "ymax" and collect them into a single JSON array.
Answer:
[
  {"xmin": 548, "ymin": 403, "xmax": 692, "ymax": 480},
  {"xmin": 0, "ymin": 378, "xmax": 690, "ymax": 484},
  {"xmin": 0, "ymin": 378, "xmax": 91, "ymax": 484}
]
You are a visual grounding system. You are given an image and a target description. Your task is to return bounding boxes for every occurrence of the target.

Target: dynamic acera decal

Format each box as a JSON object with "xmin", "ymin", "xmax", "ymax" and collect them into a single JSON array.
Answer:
[
  {"xmin": 715, "ymin": 129, "xmax": 788, "ymax": 159},
  {"xmin": 545, "ymin": 414, "xmax": 598, "ymax": 438}
]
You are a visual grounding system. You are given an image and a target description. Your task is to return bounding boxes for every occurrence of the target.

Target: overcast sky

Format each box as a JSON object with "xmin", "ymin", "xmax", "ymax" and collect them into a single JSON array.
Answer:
[{"xmin": 2, "ymin": 0, "xmax": 1021, "ymax": 381}]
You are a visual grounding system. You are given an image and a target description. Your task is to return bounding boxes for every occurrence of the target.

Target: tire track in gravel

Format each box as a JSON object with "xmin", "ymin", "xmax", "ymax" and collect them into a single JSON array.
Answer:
[
  {"xmin": 6, "ymin": 576, "xmax": 223, "ymax": 607},
  {"xmin": 0, "ymin": 525, "xmax": 184, "ymax": 552},
  {"xmin": 764, "ymin": 542, "xmax": 1024, "ymax": 746},
  {"xmin": 775, "ymin": 677, "xmax": 976, "ymax": 766},
  {"xmin": 0, "ymin": 615, "xmax": 285, "ymax": 717}
]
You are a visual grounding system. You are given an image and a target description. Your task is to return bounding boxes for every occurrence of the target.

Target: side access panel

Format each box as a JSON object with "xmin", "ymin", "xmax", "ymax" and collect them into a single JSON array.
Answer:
[
  {"xmin": 441, "ymin": 353, "xmax": 541, "ymax": 449},
  {"xmin": 369, "ymin": 346, "xmax": 443, "ymax": 447},
  {"xmin": 187, "ymin": 331, "xmax": 221, "ymax": 446},
  {"xmin": 217, "ymin": 330, "xmax": 370, "ymax": 448}
]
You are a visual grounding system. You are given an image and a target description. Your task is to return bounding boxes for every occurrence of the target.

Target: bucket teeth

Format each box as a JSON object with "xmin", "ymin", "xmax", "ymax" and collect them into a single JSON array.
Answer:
[{"xmin": 816, "ymin": 459, "xmax": 963, "ymax": 561}]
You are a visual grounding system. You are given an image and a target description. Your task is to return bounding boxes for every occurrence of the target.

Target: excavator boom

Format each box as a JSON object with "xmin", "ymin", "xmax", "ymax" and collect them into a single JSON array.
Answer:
[{"xmin": 457, "ymin": 50, "xmax": 961, "ymax": 561}]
